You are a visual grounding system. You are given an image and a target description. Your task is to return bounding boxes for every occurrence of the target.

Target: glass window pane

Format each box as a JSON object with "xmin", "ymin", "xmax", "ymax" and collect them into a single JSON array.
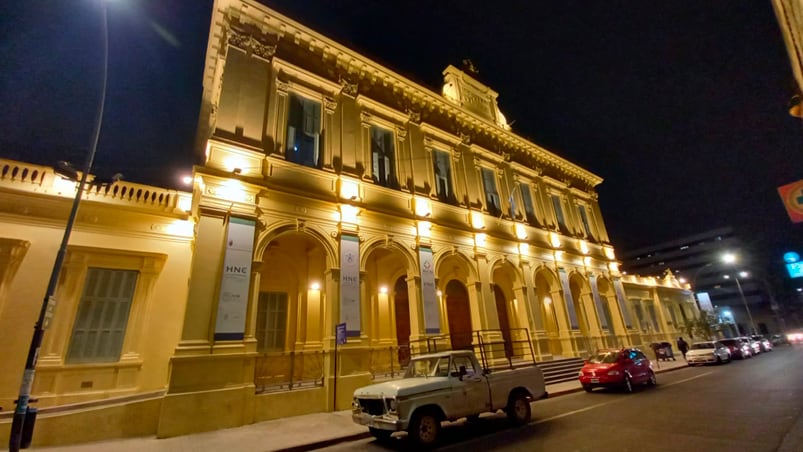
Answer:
[{"xmin": 286, "ymin": 94, "xmax": 321, "ymax": 168}]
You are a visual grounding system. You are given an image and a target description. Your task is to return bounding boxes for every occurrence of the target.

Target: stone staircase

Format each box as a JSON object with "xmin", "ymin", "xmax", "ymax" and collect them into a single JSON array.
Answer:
[{"xmin": 537, "ymin": 357, "xmax": 585, "ymax": 385}]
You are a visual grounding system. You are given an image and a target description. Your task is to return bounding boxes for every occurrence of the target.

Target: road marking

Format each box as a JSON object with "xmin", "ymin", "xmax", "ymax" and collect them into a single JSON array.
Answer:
[
  {"xmin": 657, "ymin": 371, "xmax": 713, "ymax": 388},
  {"xmin": 534, "ymin": 401, "xmax": 616, "ymax": 424},
  {"xmin": 534, "ymin": 371, "xmax": 714, "ymax": 425}
]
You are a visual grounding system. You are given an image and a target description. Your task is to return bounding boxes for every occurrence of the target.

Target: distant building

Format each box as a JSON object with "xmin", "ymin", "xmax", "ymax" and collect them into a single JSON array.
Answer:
[{"xmin": 620, "ymin": 227, "xmax": 780, "ymax": 336}]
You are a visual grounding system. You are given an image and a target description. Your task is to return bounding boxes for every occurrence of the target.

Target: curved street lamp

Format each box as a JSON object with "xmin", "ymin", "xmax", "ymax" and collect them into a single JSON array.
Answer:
[
  {"xmin": 722, "ymin": 253, "xmax": 758, "ymax": 336},
  {"xmin": 9, "ymin": 3, "xmax": 110, "ymax": 451}
]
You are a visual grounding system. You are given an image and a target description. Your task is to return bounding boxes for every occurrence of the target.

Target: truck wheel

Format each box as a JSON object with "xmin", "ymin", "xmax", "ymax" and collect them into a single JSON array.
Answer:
[
  {"xmin": 506, "ymin": 393, "xmax": 531, "ymax": 425},
  {"xmin": 409, "ymin": 410, "xmax": 441, "ymax": 447},
  {"xmin": 369, "ymin": 427, "xmax": 392, "ymax": 442}
]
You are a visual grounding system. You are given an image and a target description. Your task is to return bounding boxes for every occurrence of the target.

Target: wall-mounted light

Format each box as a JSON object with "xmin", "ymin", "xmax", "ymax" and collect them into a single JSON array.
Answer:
[
  {"xmin": 437, "ymin": 290, "xmax": 443, "ymax": 297},
  {"xmin": 518, "ymin": 242, "xmax": 529, "ymax": 255},
  {"xmin": 583, "ymin": 256, "xmax": 592, "ymax": 267},
  {"xmin": 474, "ymin": 232, "xmax": 487, "ymax": 247},
  {"xmin": 379, "ymin": 286, "xmax": 388, "ymax": 295},
  {"xmin": 339, "ymin": 177, "xmax": 360, "ymax": 202},
  {"xmin": 549, "ymin": 232, "xmax": 561, "ymax": 248},
  {"xmin": 471, "ymin": 211, "xmax": 485, "ymax": 230},
  {"xmin": 609, "ymin": 262, "xmax": 619, "ymax": 273},
  {"xmin": 543, "ymin": 296, "xmax": 552, "ymax": 306},
  {"xmin": 223, "ymin": 157, "xmax": 247, "ymax": 174},
  {"xmin": 232, "ymin": 167, "xmax": 242, "ymax": 175},
  {"xmin": 177, "ymin": 193, "xmax": 192, "ymax": 212},
  {"xmin": 310, "ymin": 282, "xmax": 321, "ymax": 291},
  {"xmin": 414, "ymin": 196, "xmax": 432, "ymax": 218},
  {"xmin": 579, "ymin": 240, "xmax": 589, "ymax": 255},
  {"xmin": 514, "ymin": 223, "xmax": 527, "ymax": 240}
]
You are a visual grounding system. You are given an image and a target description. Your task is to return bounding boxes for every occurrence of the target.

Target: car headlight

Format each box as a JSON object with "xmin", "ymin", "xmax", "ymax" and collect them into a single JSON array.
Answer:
[
  {"xmin": 607, "ymin": 370, "xmax": 620, "ymax": 376},
  {"xmin": 386, "ymin": 398, "xmax": 398, "ymax": 413}
]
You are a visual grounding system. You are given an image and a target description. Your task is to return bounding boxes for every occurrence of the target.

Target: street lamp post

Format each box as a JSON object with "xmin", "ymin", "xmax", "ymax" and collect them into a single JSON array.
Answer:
[
  {"xmin": 8, "ymin": 4, "xmax": 109, "ymax": 451},
  {"xmin": 722, "ymin": 253, "xmax": 758, "ymax": 336}
]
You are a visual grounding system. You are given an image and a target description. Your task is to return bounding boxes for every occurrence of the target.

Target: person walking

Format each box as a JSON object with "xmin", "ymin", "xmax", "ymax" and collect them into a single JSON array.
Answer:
[{"xmin": 677, "ymin": 337, "xmax": 689, "ymax": 360}]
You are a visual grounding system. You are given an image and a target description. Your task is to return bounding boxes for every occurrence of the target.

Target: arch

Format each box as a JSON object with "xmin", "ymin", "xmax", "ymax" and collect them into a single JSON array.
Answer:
[
  {"xmin": 256, "ymin": 229, "xmax": 330, "ymax": 352},
  {"xmin": 433, "ymin": 248, "xmax": 478, "ymax": 284},
  {"xmin": 363, "ymin": 241, "xmax": 411, "ymax": 346},
  {"xmin": 595, "ymin": 276, "xmax": 618, "ymax": 333},
  {"xmin": 490, "ymin": 258, "xmax": 522, "ymax": 358},
  {"xmin": 359, "ymin": 236, "xmax": 418, "ymax": 275},
  {"xmin": 534, "ymin": 265, "xmax": 562, "ymax": 355},
  {"xmin": 569, "ymin": 272, "xmax": 593, "ymax": 336},
  {"xmin": 254, "ymin": 221, "xmax": 337, "ymax": 269},
  {"xmin": 444, "ymin": 279, "xmax": 473, "ymax": 349}
]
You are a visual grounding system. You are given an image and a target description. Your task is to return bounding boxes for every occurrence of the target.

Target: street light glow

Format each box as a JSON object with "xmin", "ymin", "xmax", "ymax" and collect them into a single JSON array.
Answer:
[{"xmin": 739, "ymin": 271, "xmax": 749, "ymax": 278}]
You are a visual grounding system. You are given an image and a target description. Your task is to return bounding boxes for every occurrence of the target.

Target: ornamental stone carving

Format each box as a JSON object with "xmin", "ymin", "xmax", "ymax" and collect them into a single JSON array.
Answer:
[
  {"xmin": 228, "ymin": 32, "xmax": 276, "ymax": 60},
  {"xmin": 339, "ymin": 77, "xmax": 358, "ymax": 97},
  {"xmin": 324, "ymin": 96, "xmax": 338, "ymax": 115}
]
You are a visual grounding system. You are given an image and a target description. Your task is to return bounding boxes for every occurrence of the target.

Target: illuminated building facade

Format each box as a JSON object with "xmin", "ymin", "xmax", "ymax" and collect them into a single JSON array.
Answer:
[{"xmin": 0, "ymin": 0, "xmax": 697, "ymax": 445}]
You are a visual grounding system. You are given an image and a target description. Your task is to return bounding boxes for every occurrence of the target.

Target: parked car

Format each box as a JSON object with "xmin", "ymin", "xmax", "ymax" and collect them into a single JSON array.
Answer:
[
  {"xmin": 352, "ymin": 349, "xmax": 546, "ymax": 446},
  {"xmin": 751, "ymin": 335, "xmax": 773, "ymax": 352},
  {"xmin": 743, "ymin": 337, "xmax": 762, "ymax": 355},
  {"xmin": 720, "ymin": 338, "xmax": 752, "ymax": 359},
  {"xmin": 686, "ymin": 341, "xmax": 731, "ymax": 365},
  {"xmin": 771, "ymin": 334, "xmax": 789, "ymax": 346},
  {"xmin": 578, "ymin": 348, "xmax": 656, "ymax": 393}
]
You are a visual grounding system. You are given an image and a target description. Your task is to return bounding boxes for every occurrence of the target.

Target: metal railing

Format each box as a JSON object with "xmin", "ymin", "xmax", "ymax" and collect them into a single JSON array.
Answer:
[
  {"xmin": 254, "ymin": 350, "xmax": 325, "ymax": 394},
  {"xmin": 368, "ymin": 345, "xmax": 410, "ymax": 381}
]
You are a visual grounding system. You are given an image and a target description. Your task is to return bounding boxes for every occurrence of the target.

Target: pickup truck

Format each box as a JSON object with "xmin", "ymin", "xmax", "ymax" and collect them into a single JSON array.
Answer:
[{"xmin": 351, "ymin": 349, "xmax": 547, "ymax": 446}]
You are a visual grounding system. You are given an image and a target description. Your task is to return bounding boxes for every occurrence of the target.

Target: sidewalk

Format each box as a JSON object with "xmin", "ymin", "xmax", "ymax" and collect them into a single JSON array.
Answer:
[{"xmin": 37, "ymin": 359, "xmax": 690, "ymax": 452}]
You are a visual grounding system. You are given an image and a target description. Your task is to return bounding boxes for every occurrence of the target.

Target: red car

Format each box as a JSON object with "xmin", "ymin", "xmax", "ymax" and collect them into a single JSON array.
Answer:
[{"xmin": 578, "ymin": 348, "xmax": 657, "ymax": 393}]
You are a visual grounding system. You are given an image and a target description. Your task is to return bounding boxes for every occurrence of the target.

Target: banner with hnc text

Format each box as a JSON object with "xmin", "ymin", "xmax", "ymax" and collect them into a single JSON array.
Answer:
[
  {"xmin": 214, "ymin": 217, "xmax": 255, "ymax": 341},
  {"xmin": 340, "ymin": 234, "xmax": 361, "ymax": 336}
]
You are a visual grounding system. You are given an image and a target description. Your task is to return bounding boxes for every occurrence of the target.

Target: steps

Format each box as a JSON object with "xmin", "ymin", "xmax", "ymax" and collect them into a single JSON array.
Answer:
[{"xmin": 537, "ymin": 357, "xmax": 585, "ymax": 385}]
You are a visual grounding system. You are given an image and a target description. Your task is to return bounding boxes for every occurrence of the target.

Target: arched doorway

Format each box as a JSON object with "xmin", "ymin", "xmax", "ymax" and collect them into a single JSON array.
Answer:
[
  {"xmin": 445, "ymin": 280, "xmax": 473, "ymax": 350},
  {"xmin": 535, "ymin": 269, "xmax": 562, "ymax": 356},
  {"xmin": 394, "ymin": 276, "xmax": 411, "ymax": 365},
  {"xmin": 493, "ymin": 284, "xmax": 513, "ymax": 358}
]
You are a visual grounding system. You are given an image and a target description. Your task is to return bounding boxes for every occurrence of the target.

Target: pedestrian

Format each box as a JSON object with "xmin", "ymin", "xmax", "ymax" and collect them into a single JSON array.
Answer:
[{"xmin": 677, "ymin": 337, "xmax": 689, "ymax": 360}]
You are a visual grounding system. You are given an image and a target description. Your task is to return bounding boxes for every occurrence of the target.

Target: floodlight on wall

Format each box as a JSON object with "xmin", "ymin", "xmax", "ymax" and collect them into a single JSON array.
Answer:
[
  {"xmin": 471, "ymin": 211, "xmax": 485, "ymax": 230},
  {"xmin": 417, "ymin": 221, "xmax": 432, "ymax": 238},
  {"xmin": 518, "ymin": 242, "xmax": 529, "ymax": 255},
  {"xmin": 514, "ymin": 223, "xmax": 527, "ymax": 240},
  {"xmin": 339, "ymin": 204, "xmax": 360, "ymax": 225},
  {"xmin": 310, "ymin": 282, "xmax": 321, "ymax": 291},
  {"xmin": 379, "ymin": 286, "xmax": 388, "ymax": 295},
  {"xmin": 549, "ymin": 232, "xmax": 561, "ymax": 248},
  {"xmin": 232, "ymin": 168, "xmax": 242, "ymax": 175},
  {"xmin": 338, "ymin": 177, "xmax": 360, "ymax": 202},
  {"xmin": 55, "ymin": 161, "xmax": 79, "ymax": 181},
  {"xmin": 579, "ymin": 240, "xmax": 589, "ymax": 255},
  {"xmin": 543, "ymin": 296, "xmax": 552, "ymax": 306},
  {"xmin": 583, "ymin": 256, "xmax": 592, "ymax": 267},
  {"xmin": 414, "ymin": 196, "xmax": 432, "ymax": 218},
  {"xmin": 609, "ymin": 262, "xmax": 619, "ymax": 273},
  {"xmin": 474, "ymin": 232, "xmax": 487, "ymax": 248}
]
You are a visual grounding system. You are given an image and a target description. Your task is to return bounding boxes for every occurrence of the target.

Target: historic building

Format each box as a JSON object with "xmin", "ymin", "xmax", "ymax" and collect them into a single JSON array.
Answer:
[{"xmin": 0, "ymin": 0, "xmax": 697, "ymax": 446}]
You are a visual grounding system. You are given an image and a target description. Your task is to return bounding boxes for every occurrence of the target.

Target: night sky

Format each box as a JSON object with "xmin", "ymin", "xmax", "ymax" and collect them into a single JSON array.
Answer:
[{"xmin": 1, "ymin": 1, "xmax": 801, "ymax": 267}]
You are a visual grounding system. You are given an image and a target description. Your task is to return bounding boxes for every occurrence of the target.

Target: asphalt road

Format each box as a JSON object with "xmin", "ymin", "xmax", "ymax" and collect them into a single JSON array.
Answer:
[{"xmin": 320, "ymin": 345, "xmax": 803, "ymax": 452}]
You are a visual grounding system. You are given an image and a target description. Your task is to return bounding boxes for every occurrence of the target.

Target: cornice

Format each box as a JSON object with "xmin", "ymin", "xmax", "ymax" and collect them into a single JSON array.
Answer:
[{"xmin": 209, "ymin": 0, "xmax": 604, "ymax": 188}]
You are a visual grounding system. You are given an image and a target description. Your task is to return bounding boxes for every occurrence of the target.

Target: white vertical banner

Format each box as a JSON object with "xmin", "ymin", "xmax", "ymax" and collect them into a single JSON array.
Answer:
[
  {"xmin": 613, "ymin": 278, "xmax": 633, "ymax": 328},
  {"xmin": 589, "ymin": 274, "xmax": 609, "ymax": 329},
  {"xmin": 214, "ymin": 217, "xmax": 256, "ymax": 341},
  {"xmin": 558, "ymin": 268, "xmax": 579, "ymax": 329},
  {"xmin": 340, "ymin": 234, "xmax": 361, "ymax": 336},
  {"xmin": 418, "ymin": 246, "xmax": 440, "ymax": 334}
]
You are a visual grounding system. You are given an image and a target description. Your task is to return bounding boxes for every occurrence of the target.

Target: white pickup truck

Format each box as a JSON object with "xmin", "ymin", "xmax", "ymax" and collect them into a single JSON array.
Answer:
[{"xmin": 351, "ymin": 349, "xmax": 547, "ymax": 446}]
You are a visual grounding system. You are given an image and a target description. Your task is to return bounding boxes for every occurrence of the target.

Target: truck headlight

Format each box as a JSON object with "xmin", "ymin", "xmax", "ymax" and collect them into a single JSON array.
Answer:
[{"xmin": 386, "ymin": 398, "xmax": 398, "ymax": 413}]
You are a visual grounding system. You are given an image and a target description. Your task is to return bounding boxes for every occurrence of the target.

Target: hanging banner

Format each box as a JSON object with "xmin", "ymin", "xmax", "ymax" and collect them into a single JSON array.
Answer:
[
  {"xmin": 214, "ymin": 217, "xmax": 256, "ymax": 341},
  {"xmin": 589, "ymin": 274, "xmax": 609, "ymax": 329},
  {"xmin": 418, "ymin": 246, "xmax": 440, "ymax": 334},
  {"xmin": 613, "ymin": 277, "xmax": 633, "ymax": 328},
  {"xmin": 558, "ymin": 268, "xmax": 579, "ymax": 329},
  {"xmin": 340, "ymin": 234, "xmax": 361, "ymax": 336}
]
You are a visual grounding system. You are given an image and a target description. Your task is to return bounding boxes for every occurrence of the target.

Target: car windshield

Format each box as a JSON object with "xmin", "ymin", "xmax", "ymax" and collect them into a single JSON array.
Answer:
[
  {"xmin": 404, "ymin": 356, "xmax": 450, "ymax": 378},
  {"xmin": 588, "ymin": 351, "xmax": 619, "ymax": 364},
  {"xmin": 691, "ymin": 343, "xmax": 714, "ymax": 349}
]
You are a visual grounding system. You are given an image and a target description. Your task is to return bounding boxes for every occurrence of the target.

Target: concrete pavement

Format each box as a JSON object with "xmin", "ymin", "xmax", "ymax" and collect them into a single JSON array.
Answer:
[{"xmin": 35, "ymin": 358, "xmax": 690, "ymax": 452}]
